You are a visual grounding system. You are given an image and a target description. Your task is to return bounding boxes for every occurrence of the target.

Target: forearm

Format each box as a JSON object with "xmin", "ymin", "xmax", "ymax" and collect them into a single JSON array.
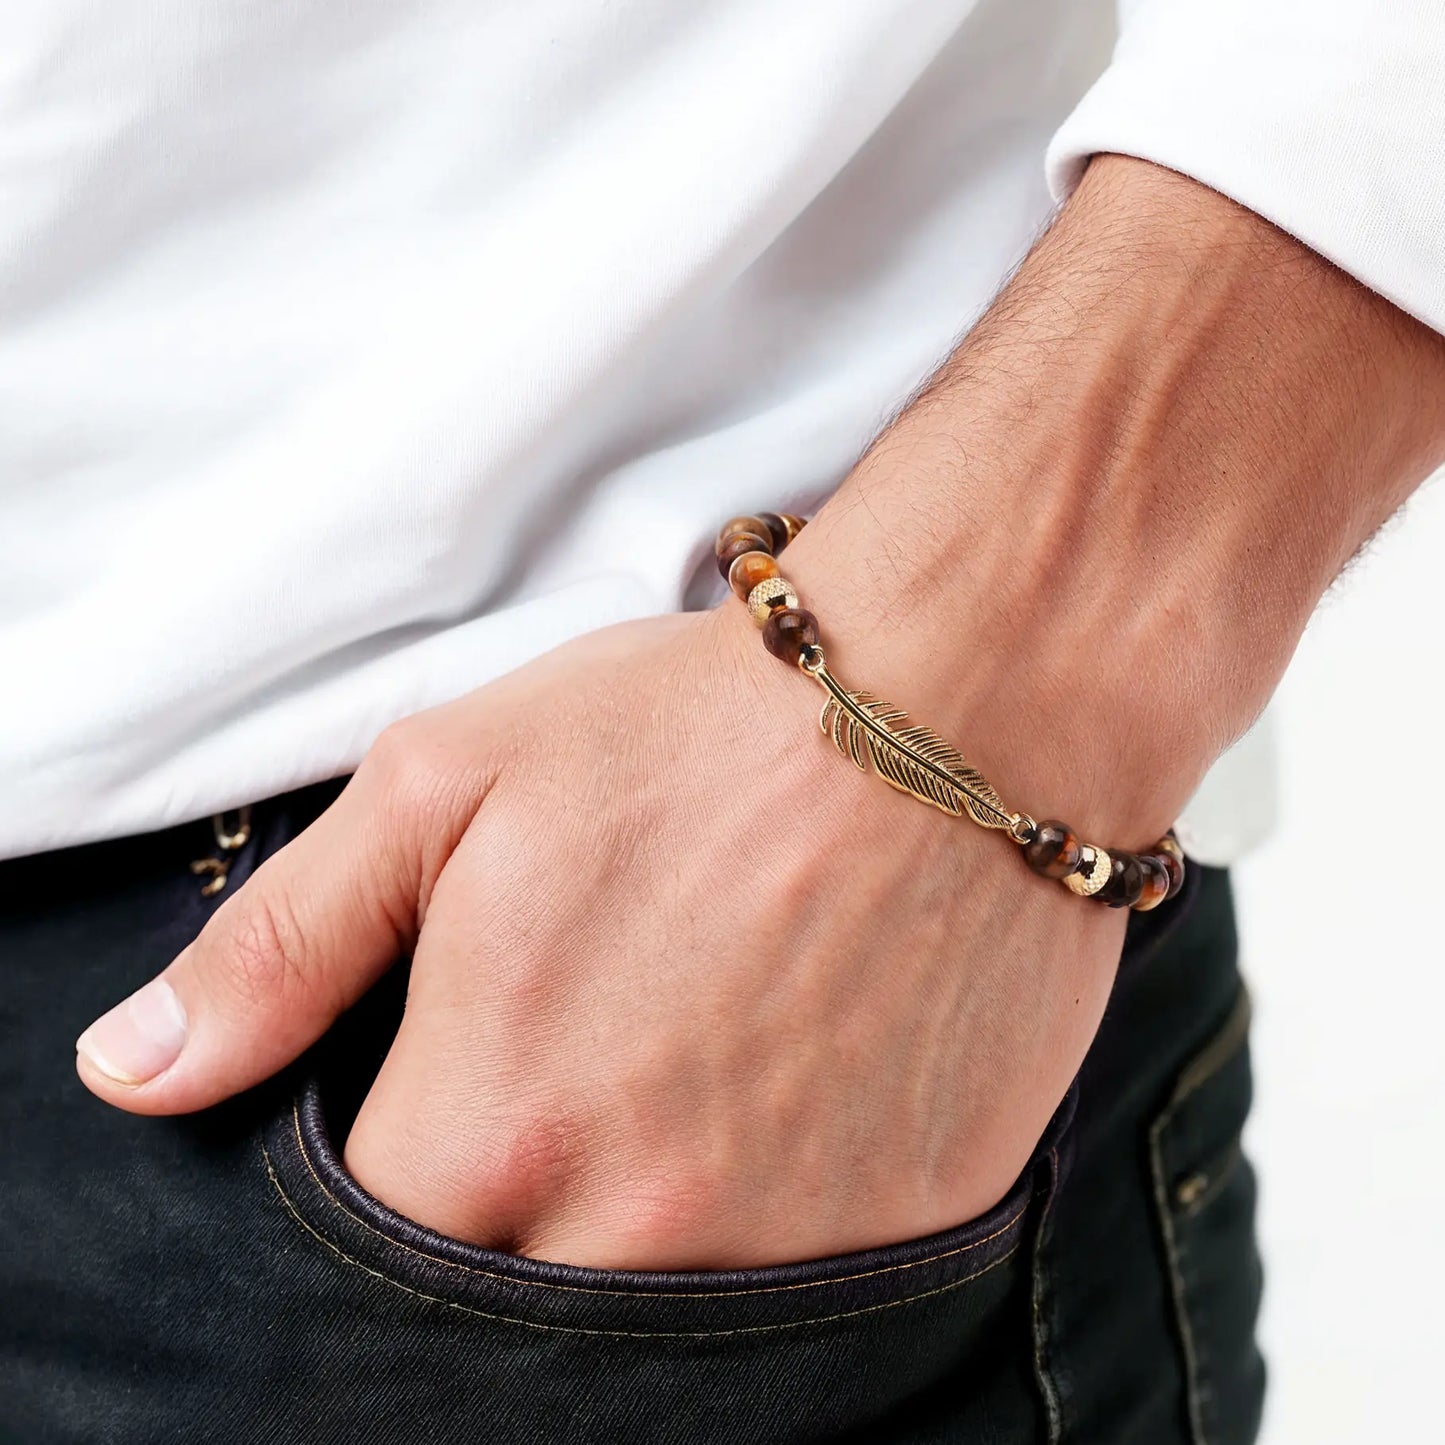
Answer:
[{"xmin": 776, "ymin": 155, "xmax": 1445, "ymax": 843}]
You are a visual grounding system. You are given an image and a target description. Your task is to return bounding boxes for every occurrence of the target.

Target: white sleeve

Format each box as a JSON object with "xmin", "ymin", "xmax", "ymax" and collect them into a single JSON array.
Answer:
[{"xmin": 1046, "ymin": 0, "xmax": 1445, "ymax": 335}]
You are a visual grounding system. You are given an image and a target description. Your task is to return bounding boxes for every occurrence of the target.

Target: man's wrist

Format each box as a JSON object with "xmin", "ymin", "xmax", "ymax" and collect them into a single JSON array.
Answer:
[{"xmin": 770, "ymin": 156, "xmax": 1445, "ymax": 846}]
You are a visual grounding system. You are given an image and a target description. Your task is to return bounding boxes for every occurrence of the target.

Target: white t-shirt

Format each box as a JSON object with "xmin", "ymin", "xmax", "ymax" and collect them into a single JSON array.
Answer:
[{"xmin": 2, "ymin": 0, "xmax": 1441, "ymax": 861}]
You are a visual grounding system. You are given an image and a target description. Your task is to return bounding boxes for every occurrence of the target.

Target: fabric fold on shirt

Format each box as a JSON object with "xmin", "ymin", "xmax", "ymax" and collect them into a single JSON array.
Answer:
[{"xmin": 1047, "ymin": 0, "xmax": 1445, "ymax": 337}]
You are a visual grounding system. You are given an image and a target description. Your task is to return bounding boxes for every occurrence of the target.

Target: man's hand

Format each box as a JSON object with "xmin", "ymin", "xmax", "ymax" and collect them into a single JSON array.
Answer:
[
  {"xmin": 73, "ymin": 607, "xmax": 1131, "ymax": 1268},
  {"xmin": 74, "ymin": 154, "xmax": 1445, "ymax": 1266}
]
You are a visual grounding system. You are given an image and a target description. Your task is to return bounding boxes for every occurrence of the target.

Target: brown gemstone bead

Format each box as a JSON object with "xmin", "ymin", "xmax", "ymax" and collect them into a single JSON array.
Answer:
[
  {"xmin": 780, "ymin": 513, "xmax": 807, "ymax": 543},
  {"xmin": 728, "ymin": 548, "xmax": 780, "ymax": 600},
  {"xmin": 1022, "ymin": 819, "xmax": 1082, "ymax": 879},
  {"xmin": 1098, "ymin": 852, "xmax": 1146, "ymax": 909},
  {"xmin": 715, "ymin": 531, "xmax": 771, "ymax": 579},
  {"xmin": 715, "ymin": 516, "xmax": 775, "ymax": 552},
  {"xmin": 1157, "ymin": 848, "xmax": 1186, "ymax": 900},
  {"xmin": 762, "ymin": 606, "xmax": 820, "ymax": 663},
  {"xmin": 754, "ymin": 512, "xmax": 791, "ymax": 553},
  {"xmin": 1131, "ymin": 855, "xmax": 1171, "ymax": 912}
]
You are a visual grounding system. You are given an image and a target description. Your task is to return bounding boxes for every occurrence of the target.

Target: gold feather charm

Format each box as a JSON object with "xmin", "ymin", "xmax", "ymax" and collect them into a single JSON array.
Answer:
[
  {"xmin": 802, "ymin": 649, "xmax": 1015, "ymax": 830},
  {"xmin": 712, "ymin": 508, "xmax": 1186, "ymax": 910}
]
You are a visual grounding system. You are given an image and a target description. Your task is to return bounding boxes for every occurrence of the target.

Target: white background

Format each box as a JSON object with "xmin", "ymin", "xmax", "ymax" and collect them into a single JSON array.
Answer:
[{"xmin": 1237, "ymin": 469, "xmax": 1444, "ymax": 1443}]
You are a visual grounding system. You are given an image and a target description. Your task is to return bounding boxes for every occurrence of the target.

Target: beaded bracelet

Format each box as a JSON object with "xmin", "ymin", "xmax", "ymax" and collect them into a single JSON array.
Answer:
[{"xmin": 715, "ymin": 511, "xmax": 1186, "ymax": 911}]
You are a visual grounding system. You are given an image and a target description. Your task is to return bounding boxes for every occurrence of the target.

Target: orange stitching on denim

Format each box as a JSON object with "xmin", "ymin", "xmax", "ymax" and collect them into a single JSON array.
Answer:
[
  {"xmin": 263, "ymin": 1146, "xmax": 1022, "ymax": 1339},
  {"xmin": 282, "ymin": 1101, "xmax": 1028, "ymax": 1300}
]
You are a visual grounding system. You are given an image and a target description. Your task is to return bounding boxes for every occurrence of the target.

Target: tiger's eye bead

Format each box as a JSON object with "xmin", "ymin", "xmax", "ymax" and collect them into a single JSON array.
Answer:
[
  {"xmin": 716, "ymin": 515, "xmax": 775, "ymax": 550},
  {"xmin": 1022, "ymin": 819, "xmax": 1082, "ymax": 879},
  {"xmin": 1098, "ymin": 852, "xmax": 1146, "ymax": 909},
  {"xmin": 728, "ymin": 549, "xmax": 779, "ymax": 600},
  {"xmin": 762, "ymin": 607, "xmax": 820, "ymax": 663},
  {"xmin": 1131, "ymin": 856, "xmax": 1171, "ymax": 912},
  {"xmin": 1157, "ymin": 848, "xmax": 1186, "ymax": 900},
  {"xmin": 754, "ymin": 512, "xmax": 791, "ymax": 553},
  {"xmin": 780, "ymin": 513, "xmax": 807, "ymax": 543},
  {"xmin": 715, "ymin": 531, "xmax": 771, "ymax": 579}
]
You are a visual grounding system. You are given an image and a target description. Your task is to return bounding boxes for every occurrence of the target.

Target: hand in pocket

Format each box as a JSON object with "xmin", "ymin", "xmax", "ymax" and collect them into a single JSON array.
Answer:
[{"xmin": 77, "ymin": 610, "xmax": 1135, "ymax": 1269}]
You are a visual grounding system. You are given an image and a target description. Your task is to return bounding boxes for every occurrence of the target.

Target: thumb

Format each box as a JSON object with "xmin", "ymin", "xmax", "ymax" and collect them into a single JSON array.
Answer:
[{"xmin": 75, "ymin": 736, "xmax": 480, "ymax": 1115}]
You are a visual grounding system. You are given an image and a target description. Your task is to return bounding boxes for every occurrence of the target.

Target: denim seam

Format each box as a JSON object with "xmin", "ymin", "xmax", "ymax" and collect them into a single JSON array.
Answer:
[
  {"xmin": 1149, "ymin": 1116, "xmax": 1209, "ymax": 1445},
  {"xmin": 1147, "ymin": 987, "xmax": 1252, "ymax": 1445},
  {"xmin": 1029, "ymin": 1145, "xmax": 1064, "ymax": 1444},
  {"xmin": 1177, "ymin": 1142, "xmax": 1244, "ymax": 1221},
  {"xmin": 1173, "ymin": 1227, "xmax": 1222, "ymax": 1439},
  {"xmin": 278, "ymin": 1098, "xmax": 1029, "ymax": 1300},
  {"xmin": 262, "ymin": 1144, "xmax": 1023, "ymax": 1338}
]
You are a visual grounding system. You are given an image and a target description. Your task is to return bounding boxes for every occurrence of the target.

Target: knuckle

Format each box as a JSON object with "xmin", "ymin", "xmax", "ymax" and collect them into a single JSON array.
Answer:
[
  {"xmin": 365, "ymin": 718, "xmax": 439, "ymax": 793},
  {"xmin": 362, "ymin": 718, "xmax": 482, "ymax": 824},
  {"xmin": 487, "ymin": 1111, "xmax": 580, "ymax": 1209},
  {"xmin": 598, "ymin": 1168, "xmax": 736, "ymax": 1263}
]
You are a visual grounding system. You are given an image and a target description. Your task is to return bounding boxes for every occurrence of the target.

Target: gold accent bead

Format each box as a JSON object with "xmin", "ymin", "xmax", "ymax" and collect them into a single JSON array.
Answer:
[
  {"xmin": 747, "ymin": 576, "xmax": 799, "ymax": 625},
  {"xmin": 1064, "ymin": 846, "xmax": 1111, "ymax": 896}
]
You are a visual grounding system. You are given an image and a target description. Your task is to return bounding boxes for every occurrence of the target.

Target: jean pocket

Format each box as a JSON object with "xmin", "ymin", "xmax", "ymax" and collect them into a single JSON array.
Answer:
[
  {"xmin": 1149, "ymin": 987, "xmax": 1266, "ymax": 1445},
  {"xmin": 255, "ymin": 979, "xmax": 1073, "ymax": 1443},
  {"xmin": 261, "ymin": 1068, "xmax": 1065, "ymax": 1338}
]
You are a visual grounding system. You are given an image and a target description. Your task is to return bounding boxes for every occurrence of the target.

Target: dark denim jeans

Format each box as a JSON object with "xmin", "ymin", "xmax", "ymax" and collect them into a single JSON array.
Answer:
[{"xmin": 0, "ymin": 782, "xmax": 1264, "ymax": 1443}]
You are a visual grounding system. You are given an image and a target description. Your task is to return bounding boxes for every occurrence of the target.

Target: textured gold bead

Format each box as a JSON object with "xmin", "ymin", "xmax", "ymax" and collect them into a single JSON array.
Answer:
[
  {"xmin": 747, "ymin": 576, "xmax": 799, "ymax": 625},
  {"xmin": 1064, "ymin": 846, "xmax": 1111, "ymax": 896}
]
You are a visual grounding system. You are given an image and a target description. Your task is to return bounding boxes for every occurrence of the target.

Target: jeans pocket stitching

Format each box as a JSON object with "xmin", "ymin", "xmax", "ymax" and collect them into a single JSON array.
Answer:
[
  {"xmin": 263, "ymin": 1134, "xmax": 1027, "ymax": 1338},
  {"xmin": 1147, "ymin": 986, "xmax": 1253, "ymax": 1445},
  {"xmin": 1029, "ymin": 1144, "xmax": 1066, "ymax": 1445},
  {"xmin": 279, "ymin": 1094, "xmax": 1032, "ymax": 1300},
  {"xmin": 1175, "ymin": 1140, "xmax": 1244, "ymax": 1221}
]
